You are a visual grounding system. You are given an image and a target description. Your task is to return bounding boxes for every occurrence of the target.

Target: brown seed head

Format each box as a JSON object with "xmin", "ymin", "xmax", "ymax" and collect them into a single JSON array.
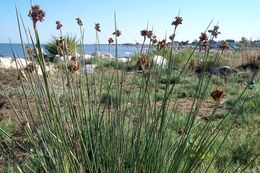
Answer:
[
  {"xmin": 76, "ymin": 17, "xmax": 83, "ymax": 26},
  {"xmin": 172, "ymin": 16, "xmax": 183, "ymax": 27},
  {"xmin": 140, "ymin": 29, "xmax": 149, "ymax": 37},
  {"xmin": 95, "ymin": 23, "xmax": 101, "ymax": 32},
  {"xmin": 169, "ymin": 34, "xmax": 176, "ymax": 41},
  {"xmin": 71, "ymin": 56, "xmax": 77, "ymax": 61},
  {"xmin": 219, "ymin": 41, "xmax": 229, "ymax": 51},
  {"xmin": 189, "ymin": 59, "xmax": 196, "ymax": 70},
  {"xmin": 210, "ymin": 89, "xmax": 225, "ymax": 102},
  {"xmin": 151, "ymin": 35, "xmax": 158, "ymax": 44},
  {"xmin": 56, "ymin": 20, "xmax": 63, "ymax": 30},
  {"xmin": 68, "ymin": 60, "xmax": 80, "ymax": 72},
  {"xmin": 28, "ymin": 5, "xmax": 45, "ymax": 28},
  {"xmin": 25, "ymin": 63, "xmax": 36, "ymax": 73},
  {"xmin": 157, "ymin": 39, "xmax": 167, "ymax": 50},
  {"xmin": 208, "ymin": 26, "xmax": 221, "ymax": 38},
  {"xmin": 108, "ymin": 37, "xmax": 114, "ymax": 44},
  {"xmin": 113, "ymin": 29, "xmax": 121, "ymax": 37},
  {"xmin": 147, "ymin": 30, "xmax": 153, "ymax": 39},
  {"xmin": 21, "ymin": 119, "xmax": 29, "ymax": 127},
  {"xmin": 199, "ymin": 33, "xmax": 208, "ymax": 42},
  {"xmin": 137, "ymin": 54, "xmax": 149, "ymax": 71}
]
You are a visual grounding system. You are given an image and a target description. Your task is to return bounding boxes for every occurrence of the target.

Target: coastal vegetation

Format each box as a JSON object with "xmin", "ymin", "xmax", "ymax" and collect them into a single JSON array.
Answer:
[{"xmin": 0, "ymin": 3, "xmax": 259, "ymax": 173}]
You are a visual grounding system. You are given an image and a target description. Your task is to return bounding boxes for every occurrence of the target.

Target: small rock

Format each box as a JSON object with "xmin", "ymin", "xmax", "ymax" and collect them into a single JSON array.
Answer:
[
  {"xmin": 211, "ymin": 66, "xmax": 233, "ymax": 75},
  {"xmin": 153, "ymin": 55, "xmax": 167, "ymax": 66},
  {"xmin": 91, "ymin": 52, "xmax": 114, "ymax": 59},
  {"xmin": 0, "ymin": 57, "xmax": 31, "ymax": 69},
  {"xmin": 53, "ymin": 55, "xmax": 64, "ymax": 63},
  {"xmin": 118, "ymin": 57, "xmax": 130, "ymax": 62},
  {"xmin": 84, "ymin": 54, "xmax": 93, "ymax": 60},
  {"xmin": 238, "ymin": 61, "xmax": 259, "ymax": 72},
  {"xmin": 81, "ymin": 64, "xmax": 96, "ymax": 74}
]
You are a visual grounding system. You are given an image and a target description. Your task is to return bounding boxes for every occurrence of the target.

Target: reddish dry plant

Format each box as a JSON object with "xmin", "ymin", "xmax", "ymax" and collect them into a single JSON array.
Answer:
[
  {"xmin": 56, "ymin": 37, "xmax": 67, "ymax": 51},
  {"xmin": 17, "ymin": 70, "xmax": 23, "ymax": 80},
  {"xmin": 178, "ymin": 127, "xmax": 185, "ymax": 135},
  {"xmin": 169, "ymin": 34, "xmax": 176, "ymax": 41},
  {"xmin": 147, "ymin": 30, "xmax": 153, "ymax": 39},
  {"xmin": 151, "ymin": 35, "xmax": 158, "ymax": 45},
  {"xmin": 28, "ymin": 5, "xmax": 45, "ymax": 28},
  {"xmin": 210, "ymin": 89, "xmax": 225, "ymax": 102},
  {"xmin": 208, "ymin": 26, "xmax": 221, "ymax": 38},
  {"xmin": 172, "ymin": 16, "xmax": 183, "ymax": 27},
  {"xmin": 219, "ymin": 41, "xmax": 229, "ymax": 51},
  {"xmin": 189, "ymin": 59, "xmax": 196, "ymax": 70},
  {"xmin": 113, "ymin": 29, "xmax": 122, "ymax": 37},
  {"xmin": 76, "ymin": 17, "xmax": 83, "ymax": 26},
  {"xmin": 71, "ymin": 56, "xmax": 78, "ymax": 61},
  {"xmin": 25, "ymin": 63, "xmax": 36, "ymax": 73},
  {"xmin": 137, "ymin": 54, "xmax": 149, "ymax": 71},
  {"xmin": 56, "ymin": 21, "xmax": 63, "ymax": 30},
  {"xmin": 199, "ymin": 33, "xmax": 209, "ymax": 50},
  {"xmin": 68, "ymin": 57, "xmax": 80, "ymax": 72},
  {"xmin": 157, "ymin": 39, "xmax": 167, "ymax": 50},
  {"xmin": 108, "ymin": 37, "xmax": 114, "ymax": 44},
  {"xmin": 140, "ymin": 29, "xmax": 149, "ymax": 37},
  {"xmin": 95, "ymin": 23, "xmax": 101, "ymax": 32},
  {"xmin": 199, "ymin": 33, "xmax": 208, "ymax": 42},
  {"xmin": 21, "ymin": 119, "xmax": 29, "ymax": 127}
]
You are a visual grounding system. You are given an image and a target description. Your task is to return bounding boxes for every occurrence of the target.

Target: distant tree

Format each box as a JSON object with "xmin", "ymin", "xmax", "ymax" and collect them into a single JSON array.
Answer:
[
  {"xmin": 191, "ymin": 39, "xmax": 198, "ymax": 46},
  {"xmin": 239, "ymin": 36, "xmax": 251, "ymax": 48},
  {"xmin": 180, "ymin": 40, "xmax": 189, "ymax": 46}
]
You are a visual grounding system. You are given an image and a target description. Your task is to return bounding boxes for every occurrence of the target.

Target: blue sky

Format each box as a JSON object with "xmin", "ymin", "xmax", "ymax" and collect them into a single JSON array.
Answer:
[{"xmin": 0, "ymin": 0, "xmax": 260, "ymax": 44}]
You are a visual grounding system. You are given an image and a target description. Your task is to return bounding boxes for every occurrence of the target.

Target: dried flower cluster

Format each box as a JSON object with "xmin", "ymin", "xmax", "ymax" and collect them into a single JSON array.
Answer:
[
  {"xmin": 151, "ymin": 35, "xmax": 158, "ymax": 45},
  {"xmin": 21, "ymin": 118, "xmax": 29, "ymax": 127},
  {"xmin": 189, "ymin": 59, "xmax": 196, "ymax": 70},
  {"xmin": 210, "ymin": 89, "xmax": 225, "ymax": 102},
  {"xmin": 28, "ymin": 5, "xmax": 45, "ymax": 28},
  {"xmin": 140, "ymin": 29, "xmax": 153, "ymax": 40},
  {"xmin": 208, "ymin": 26, "xmax": 221, "ymax": 38},
  {"xmin": 140, "ymin": 29, "xmax": 149, "ymax": 37},
  {"xmin": 199, "ymin": 33, "xmax": 208, "ymax": 50},
  {"xmin": 25, "ymin": 63, "xmax": 36, "ymax": 73},
  {"xmin": 137, "ymin": 54, "xmax": 149, "ymax": 71},
  {"xmin": 68, "ymin": 57, "xmax": 80, "ymax": 72},
  {"xmin": 172, "ymin": 16, "xmax": 183, "ymax": 27},
  {"xmin": 95, "ymin": 23, "xmax": 101, "ymax": 32},
  {"xmin": 113, "ymin": 29, "xmax": 122, "ymax": 37},
  {"xmin": 76, "ymin": 17, "xmax": 83, "ymax": 26},
  {"xmin": 157, "ymin": 39, "xmax": 167, "ymax": 50},
  {"xmin": 147, "ymin": 30, "xmax": 153, "ymax": 39},
  {"xmin": 219, "ymin": 41, "xmax": 229, "ymax": 51},
  {"xmin": 56, "ymin": 21, "xmax": 63, "ymax": 30},
  {"xmin": 56, "ymin": 37, "xmax": 67, "ymax": 51},
  {"xmin": 108, "ymin": 37, "xmax": 114, "ymax": 44},
  {"xmin": 169, "ymin": 34, "xmax": 176, "ymax": 41}
]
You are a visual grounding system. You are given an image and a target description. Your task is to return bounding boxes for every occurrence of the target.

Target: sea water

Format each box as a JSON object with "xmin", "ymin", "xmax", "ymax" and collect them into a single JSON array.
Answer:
[{"xmin": 0, "ymin": 43, "xmax": 145, "ymax": 58}]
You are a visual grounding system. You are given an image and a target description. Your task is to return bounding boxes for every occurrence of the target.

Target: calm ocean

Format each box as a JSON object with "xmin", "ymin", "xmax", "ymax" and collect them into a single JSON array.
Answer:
[{"xmin": 0, "ymin": 43, "xmax": 144, "ymax": 58}]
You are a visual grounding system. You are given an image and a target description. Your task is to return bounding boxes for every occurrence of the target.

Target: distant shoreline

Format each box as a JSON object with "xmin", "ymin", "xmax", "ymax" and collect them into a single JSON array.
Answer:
[{"xmin": 0, "ymin": 43, "xmax": 146, "ymax": 58}]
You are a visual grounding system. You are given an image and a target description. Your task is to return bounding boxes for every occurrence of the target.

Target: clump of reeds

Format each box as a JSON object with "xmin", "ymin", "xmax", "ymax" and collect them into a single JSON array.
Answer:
[{"xmin": 0, "ymin": 3, "xmax": 258, "ymax": 173}]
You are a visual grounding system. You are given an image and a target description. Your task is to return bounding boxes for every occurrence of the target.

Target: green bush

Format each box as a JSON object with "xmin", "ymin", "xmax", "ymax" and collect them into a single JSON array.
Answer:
[{"xmin": 45, "ymin": 34, "xmax": 78, "ymax": 56}]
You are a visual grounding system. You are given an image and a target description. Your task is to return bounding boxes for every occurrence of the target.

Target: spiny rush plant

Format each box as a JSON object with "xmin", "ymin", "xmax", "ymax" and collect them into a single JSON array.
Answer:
[{"xmin": 0, "ymin": 3, "xmax": 258, "ymax": 173}]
